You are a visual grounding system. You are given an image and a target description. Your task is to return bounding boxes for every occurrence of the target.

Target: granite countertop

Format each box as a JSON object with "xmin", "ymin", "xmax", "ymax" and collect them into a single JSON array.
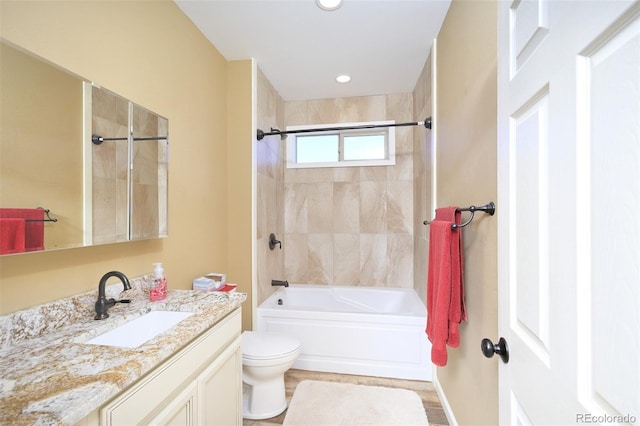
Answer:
[{"xmin": 0, "ymin": 275, "xmax": 247, "ymax": 425}]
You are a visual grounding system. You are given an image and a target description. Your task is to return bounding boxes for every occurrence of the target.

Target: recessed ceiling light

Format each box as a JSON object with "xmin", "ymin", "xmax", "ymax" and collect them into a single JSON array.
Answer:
[
  {"xmin": 336, "ymin": 74, "xmax": 351, "ymax": 83},
  {"xmin": 316, "ymin": 0, "xmax": 343, "ymax": 11}
]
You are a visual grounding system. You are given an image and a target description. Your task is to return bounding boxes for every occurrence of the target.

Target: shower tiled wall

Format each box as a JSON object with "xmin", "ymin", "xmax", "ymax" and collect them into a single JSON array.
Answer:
[
  {"xmin": 283, "ymin": 94, "xmax": 415, "ymax": 288},
  {"xmin": 131, "ymin": 105, "xmax": 168, "ymax": 240},
  {"xmin": 91, "ymin": 87, "xmax": 168, "ymax": 245},
  {"xmin": 255, "ymin": 68, "xmax": 285, "ymax": 306},
  {"xmin": 91, "ymin": 86, "xmax": 129, "ymax": 244},
  {"xmin": 412, "ymin": 53, "xmax": 433, "ymax": 303}
]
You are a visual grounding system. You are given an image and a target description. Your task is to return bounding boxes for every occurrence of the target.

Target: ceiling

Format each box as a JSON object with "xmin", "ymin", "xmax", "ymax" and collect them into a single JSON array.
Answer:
[{"xmin": 174, "ymin": 0, "xmax": 451, "ymax": 101}]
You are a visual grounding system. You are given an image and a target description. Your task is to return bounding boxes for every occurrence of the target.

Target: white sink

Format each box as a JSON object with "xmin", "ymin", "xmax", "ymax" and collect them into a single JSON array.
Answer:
[{"xmin": 86, "ymin": 311, "xmax": 194, "ymax": 348}]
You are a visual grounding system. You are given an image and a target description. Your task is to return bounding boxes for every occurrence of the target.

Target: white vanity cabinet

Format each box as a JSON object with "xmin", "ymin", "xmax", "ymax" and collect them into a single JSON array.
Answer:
[{"xmin": 84, "ymin": 308, "xmax": 242, "ymax": 426}]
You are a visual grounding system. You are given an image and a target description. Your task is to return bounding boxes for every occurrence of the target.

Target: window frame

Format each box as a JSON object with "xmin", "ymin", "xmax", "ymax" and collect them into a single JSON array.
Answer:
[{"xmin": 286, "ymin": 120, "xmax": 396, "ymax": 169}]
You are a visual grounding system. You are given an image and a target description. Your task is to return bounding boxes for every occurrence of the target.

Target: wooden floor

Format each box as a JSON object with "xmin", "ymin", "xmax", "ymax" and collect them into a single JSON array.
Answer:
[{"xmin": 243, "ymin": 369, "xmax": 449, "ymax": 426}]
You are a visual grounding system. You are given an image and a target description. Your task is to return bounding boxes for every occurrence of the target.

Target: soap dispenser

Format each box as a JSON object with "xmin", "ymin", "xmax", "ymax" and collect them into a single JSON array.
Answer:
[{"xmin": 149, "ymin": 262, "xmax": 167, "ymax": 301}]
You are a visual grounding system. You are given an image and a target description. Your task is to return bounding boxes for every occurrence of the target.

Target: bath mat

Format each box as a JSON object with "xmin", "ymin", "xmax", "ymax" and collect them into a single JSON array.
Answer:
[{"xmin": 283, "ymin": 380, "xmax": 429, "ymax": 426}]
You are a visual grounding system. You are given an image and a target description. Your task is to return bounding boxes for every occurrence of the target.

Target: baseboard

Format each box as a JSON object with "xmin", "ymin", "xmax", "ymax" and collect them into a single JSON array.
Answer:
[{"xmin": 432, "ymin": 367, "xmax": 458, "ymax": 426}]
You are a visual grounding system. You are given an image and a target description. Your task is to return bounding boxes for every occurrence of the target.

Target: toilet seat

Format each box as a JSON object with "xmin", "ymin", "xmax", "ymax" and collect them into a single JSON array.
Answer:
[{"xmin": 242, "ymin": 331, "xmax": 300, "ymax": 361}]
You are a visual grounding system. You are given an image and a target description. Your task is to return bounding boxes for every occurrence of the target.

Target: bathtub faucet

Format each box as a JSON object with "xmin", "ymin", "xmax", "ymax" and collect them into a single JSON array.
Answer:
[{"xmin": 272, "ymin": 279, "xmax": 289, "ymax": 287}]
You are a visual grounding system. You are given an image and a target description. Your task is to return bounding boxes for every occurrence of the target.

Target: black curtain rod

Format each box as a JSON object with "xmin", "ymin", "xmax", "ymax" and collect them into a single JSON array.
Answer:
[
  {"xmin": 91, "ymin": 134, "xmax": 168, "ymax": 145},
  {"xmin": 256, "ymin": 116, "xmax": 431, "ymax": 141}
]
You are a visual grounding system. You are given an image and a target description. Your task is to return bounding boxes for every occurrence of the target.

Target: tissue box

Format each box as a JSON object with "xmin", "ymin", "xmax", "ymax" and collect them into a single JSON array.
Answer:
[
  {"xmin": 193, "ymin": 273, "xmax": 227, "ymax": 291},
  {"xmin": 205, "ymin": 273, "xmax": 226, "ymax": 286}
]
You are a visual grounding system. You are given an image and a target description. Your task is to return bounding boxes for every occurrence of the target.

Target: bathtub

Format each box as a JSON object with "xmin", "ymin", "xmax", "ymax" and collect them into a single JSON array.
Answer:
[{"xmin": 256, "ymin": 285, "xmax": 432, "ymax": 381}]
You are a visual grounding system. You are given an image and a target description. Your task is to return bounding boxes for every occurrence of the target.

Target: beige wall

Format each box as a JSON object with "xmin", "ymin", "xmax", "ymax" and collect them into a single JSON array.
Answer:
[
  {"xmin": 227, "ymin": 59, "xmax": 254, "ymax": 331},
  {"xmin": 283, "ymin": 95, "xmax": 415, "ymax": 287},
  {"xmin": 433, "ymin": 0, "xmax": 498, "ymax": 424},
  {"xmin": 0, "ymin": 1, "xmax": 234, "ymax": 314}
]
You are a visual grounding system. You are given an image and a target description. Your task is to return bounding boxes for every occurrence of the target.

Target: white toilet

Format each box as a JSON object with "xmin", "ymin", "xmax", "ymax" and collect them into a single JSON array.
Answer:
[{"xmin": 241, "ymin": 331, "xmax": 301, "ymax": 420}]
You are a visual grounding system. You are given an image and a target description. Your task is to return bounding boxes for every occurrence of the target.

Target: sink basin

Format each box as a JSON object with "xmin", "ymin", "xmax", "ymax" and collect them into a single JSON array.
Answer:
[{"xmin": 86, "ymin": 311, "xmax": 194, "ymax": 348}]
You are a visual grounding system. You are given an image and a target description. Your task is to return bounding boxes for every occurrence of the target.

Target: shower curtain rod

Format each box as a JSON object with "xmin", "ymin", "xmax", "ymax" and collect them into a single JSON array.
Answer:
[
  {"xmin": 256, "ymin": 116, "xmax": 431, "ymax": 141},
  {"xmin": 91, "ymin": 134, "xmax": 168, "ymax": 145}
]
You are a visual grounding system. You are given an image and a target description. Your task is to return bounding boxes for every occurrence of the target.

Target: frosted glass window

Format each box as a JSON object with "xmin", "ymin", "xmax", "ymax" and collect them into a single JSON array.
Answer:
[
  {"xmin": 286, "ymin": 120, "xmax": 396, "ymax": 168},
  {"xmin": 343, "ymin": 134, "xmax": 386, "ymax": 160},
  {"xmin": 296, "ymin": 135, "xmax": 339, "ymax": 163}
]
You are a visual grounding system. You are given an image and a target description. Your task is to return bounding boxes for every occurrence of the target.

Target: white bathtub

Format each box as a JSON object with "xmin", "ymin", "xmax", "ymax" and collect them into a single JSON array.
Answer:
[{"xmin": 256, "ymin": 285, "xmax": 432, "ymax": 381}]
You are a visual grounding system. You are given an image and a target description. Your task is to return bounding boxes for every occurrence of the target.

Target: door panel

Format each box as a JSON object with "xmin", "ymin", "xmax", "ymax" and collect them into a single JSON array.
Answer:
[
  {"xmin": 576, "ymin": 8, "xmax": 640, "ymax": 417},
  {"xmin": 511, "ymin": 89, "xmax": 550, "ymax": 362},
  {"xmin": 498, "ymin": 0, "xmax": 640, "ymax": 424}
]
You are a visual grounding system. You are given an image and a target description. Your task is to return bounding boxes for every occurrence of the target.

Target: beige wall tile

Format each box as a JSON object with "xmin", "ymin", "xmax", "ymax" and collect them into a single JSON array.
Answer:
[
  {"xmin": 283, "ymin": 93, "xmax": 419, "ymax": 288},
  {"xmin": 333, "ymin": 182, "xmax": 359, "ymax": 233},
  {"xmin": 359, "ymin": 181, "xmax": 386, "ymax": 233},
  {"xmin": 333, "ymin": 233, "xmax": 360, "ymax": 285},
  {"xmin": 387, "ymin": 234, "xmax": 414, "ymax": 287},
  {"xmin": 307, "ymin": 233, "xmax": 333, "ymax": 284},
  {"xmin": 333, "ymin": 166, "xmax": 360, "ymax": 182},
  {"xmin": 284, "ymin": 100, "xmax": 308, "ymax": 126},
  {"xmin": 388, "ymin": 154, "xmax": 414, "ymax": 181},
  {"xmin": 284, "ymin": 233, "xmax": 308, "ymax": 283},
  {"xmin": 360, "ymin": 233, "xmax": 387, "ymax": 286},
  {"xmin": 284, "ymin": 182, "xmax": 308, "ymax": 234},
  {"xmin": 386, "ymin": 93, "xmax": 413, "ymax": 122},
  {"xmin": 256, "ymin": 67, "xmax": 285, "ymax": 307},
  {"xmin": 386, "ymin": 180, "xmax": 413, "ymax": 234},
  {"xmin": 360, "ymin": 165, "xmax": 388, "ymax": 181},
  {"xmin": 395, "ymin": 126, "xmax": 414, "ymax": 155},
  {"xmin": 307, "ymin": 182, "xmax": 334, "ymax": 233}
]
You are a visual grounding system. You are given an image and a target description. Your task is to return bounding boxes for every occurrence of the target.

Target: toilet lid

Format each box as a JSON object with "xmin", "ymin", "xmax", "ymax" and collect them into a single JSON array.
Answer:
[{"xmin": 242, "ymin": 331, "xmax": 300, "ymax": 360}]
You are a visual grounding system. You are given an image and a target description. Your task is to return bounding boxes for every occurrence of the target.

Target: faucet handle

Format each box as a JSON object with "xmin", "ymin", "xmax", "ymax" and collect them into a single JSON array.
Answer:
[{"xmin": 269, "ymin": 233, "xmax": 282, "ymax": 250}]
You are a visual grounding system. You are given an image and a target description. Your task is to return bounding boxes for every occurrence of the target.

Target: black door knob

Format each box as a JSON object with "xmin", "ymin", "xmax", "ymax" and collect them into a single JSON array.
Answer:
[{"xmin": 481, "ymin": 337, "xmax": 509, "ymax": 363}]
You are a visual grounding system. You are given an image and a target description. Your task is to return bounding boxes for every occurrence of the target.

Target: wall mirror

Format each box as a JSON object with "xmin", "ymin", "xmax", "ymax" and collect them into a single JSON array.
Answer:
[{"xmin": 0, "ymin": 39, "xmax": 168, "ymax": 256}]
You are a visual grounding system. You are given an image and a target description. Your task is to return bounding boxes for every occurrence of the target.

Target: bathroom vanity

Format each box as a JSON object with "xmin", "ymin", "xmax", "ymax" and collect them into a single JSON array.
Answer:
[{"xmin": 0, "ymin": 279, "xmax": 246, "ymax": 425}]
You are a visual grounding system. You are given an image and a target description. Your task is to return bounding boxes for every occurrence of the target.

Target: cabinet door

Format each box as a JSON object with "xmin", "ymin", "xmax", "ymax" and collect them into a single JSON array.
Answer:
[
  {"xmin": 147, "ymin": 381, "xmax": 197, "ymax": 426},
  {"xmin": 199, "ymin": 336, "xmax": 242, "ymax": 426}
]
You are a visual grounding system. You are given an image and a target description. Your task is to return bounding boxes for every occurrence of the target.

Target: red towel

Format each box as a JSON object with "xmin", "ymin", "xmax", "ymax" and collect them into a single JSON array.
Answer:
[
  {"xmin": 435, "ymin": 206, "xmax": 467, "ymax": 345},
  {"xmin": 0, "ymin": 208, "xmax": 45, "ymax": 252},
  {"xmin": 426, "ymin": 206, "xmax": 467, "ymax": 366},
  {"xmin": 0, "ymin": 218, "xmax": 26, "ymax": 254}
]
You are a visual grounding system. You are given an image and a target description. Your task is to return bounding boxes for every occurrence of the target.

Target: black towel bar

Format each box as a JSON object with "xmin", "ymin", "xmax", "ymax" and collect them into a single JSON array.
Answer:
[
  {"xmin": 25, "ymin": 209, "xmax": 58, "ymax": 223},
  {"xmin": 423, "ymin": 202, "xmax": 495, "ymax": 229}
]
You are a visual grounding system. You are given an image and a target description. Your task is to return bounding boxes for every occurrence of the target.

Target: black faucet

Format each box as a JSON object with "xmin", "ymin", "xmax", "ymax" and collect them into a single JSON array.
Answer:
[
  {"xmin": 95, "ymin": 271, "xmax": 131, "ymax": 320},
  {"xmin": 271, "ymin": 279, "xmax": 289, "ymax": 287}
]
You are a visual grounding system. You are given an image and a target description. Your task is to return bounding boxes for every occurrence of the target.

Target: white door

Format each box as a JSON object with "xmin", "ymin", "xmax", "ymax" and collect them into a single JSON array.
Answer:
[{"xmin": 497, "ymin": 1, "xmax": 640, "ymax": 424}]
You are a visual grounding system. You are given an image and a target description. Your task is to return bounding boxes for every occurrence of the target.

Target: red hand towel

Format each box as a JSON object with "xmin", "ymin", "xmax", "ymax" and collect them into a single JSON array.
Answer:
[
  {"xmin": 0, "ymin": 218, "xmax": 26, "ymax": 254},
  {"xmin": 426, "ymin": 220, "xmax": 455, "ymax": 366},
  {"xmin": 426, "ymin": 206, "xmax": 467, "ymax": 366},
  {"xmin": 0, "ymin": 208, "xmax": 45, "ymax": 251},
  {"xmin": 435, "ymin": 207, "xmax": 467, "ymax": 347}
]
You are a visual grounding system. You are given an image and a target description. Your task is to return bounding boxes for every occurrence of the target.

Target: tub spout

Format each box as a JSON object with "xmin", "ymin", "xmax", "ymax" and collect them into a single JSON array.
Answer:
[{"xmin": 272, "ymin": 279, "xmax": 289, "ymax": 287}]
